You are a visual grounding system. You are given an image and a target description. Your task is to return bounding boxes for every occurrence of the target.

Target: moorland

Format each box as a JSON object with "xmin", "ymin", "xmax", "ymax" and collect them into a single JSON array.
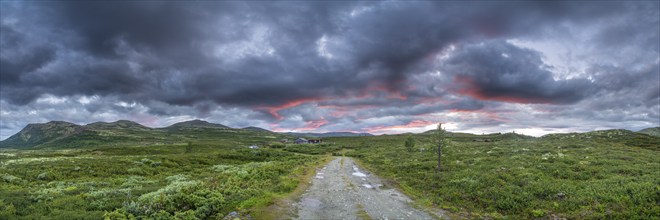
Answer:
[{"xmin": 0, "ymin": 120, "xmax": 658, "ymax": 219}]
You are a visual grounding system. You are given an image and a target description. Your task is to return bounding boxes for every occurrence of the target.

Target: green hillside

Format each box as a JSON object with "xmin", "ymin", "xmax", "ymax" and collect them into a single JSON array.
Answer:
[
  {"xmin": 163, "ymin": 119, "xmax": 230, "ymax": 131},
  {"xmin": 85, "ymin": 120, "xmax": 150, "ymax": 130},
  {"xmin": 1, "ymin": 124, "xmax": 658, "ymax": 219},
  {"xmin": 333, "ymin": 130, "xmax": 660, "ymax": 219},
  {"xmin": 242, "ymin": 126, "xmax": 273, "ymax": 133},
  {"xmin": 0, "ymin": 121, "xmax": 83, "ymax": 148},
  {"xmin": 638, "ymin": 127, "xmax": 660, "ymax": 137},
  {"xmin": 0, "ymin": 120, "xmax": 285, "ymax": 149},
  {"xmin": 542, "ymin": 129, "xmax": 659, "ymax": 150}
]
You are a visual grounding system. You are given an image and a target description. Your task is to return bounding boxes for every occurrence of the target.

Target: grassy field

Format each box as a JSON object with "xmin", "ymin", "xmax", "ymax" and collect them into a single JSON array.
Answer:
[
  {"xmin": 0, "ymin": 142, "xmax": 328, "ymax": 219},
  {"xmin": 333, "ymin": 131, "xmax": 660, "ymax": 219},
  {"xmin": 1, "ymin": 128, "xmax": 658, "ymax": 219}
]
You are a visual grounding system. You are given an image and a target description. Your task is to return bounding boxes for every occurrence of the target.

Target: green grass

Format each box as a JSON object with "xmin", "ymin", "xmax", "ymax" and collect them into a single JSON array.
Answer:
[
  {"xmin": 0, "ymin": 142, "xmax": 321, "ymax": 219},
  {"xmin": 331, "ymin": 132, "xmax": 660, "ymax": 219},
  {"xmin": 1, "ymin": 129, "xmax": 658, "ymax": 219},
  {"xmin": 282, "ymin": 143, "xmax": 343, "ymax": 155}
]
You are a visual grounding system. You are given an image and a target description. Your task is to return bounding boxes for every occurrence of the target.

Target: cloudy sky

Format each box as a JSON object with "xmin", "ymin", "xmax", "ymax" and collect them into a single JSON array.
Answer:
[{"xmin": 1, "ymin": 1, "xmax": 659, "ymax": 139}]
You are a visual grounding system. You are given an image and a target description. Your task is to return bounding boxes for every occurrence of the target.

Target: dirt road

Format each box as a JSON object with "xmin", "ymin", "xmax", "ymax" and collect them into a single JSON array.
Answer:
[{"xmin": 294, "ymin": 157, "xmax": 440, "ymax": 220}]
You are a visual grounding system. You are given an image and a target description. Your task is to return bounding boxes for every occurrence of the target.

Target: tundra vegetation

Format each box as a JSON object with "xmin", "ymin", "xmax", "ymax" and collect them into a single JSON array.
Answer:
[
  {"xmin": 0, "ymin": 143, "xmax": 324, "ymax": 219},
  {"xmin": 338, "ymin": 130, "xmax": 660, "ymax": 219},
  {"xmin": 404, "ymin": 136, "xmax": 415, "ymax": 153},
  {"xmin": 0, "ymin": 122, "xmax": 658, "ymax": 219}
]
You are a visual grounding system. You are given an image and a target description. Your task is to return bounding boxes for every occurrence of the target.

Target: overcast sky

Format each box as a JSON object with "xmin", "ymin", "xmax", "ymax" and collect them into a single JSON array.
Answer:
[{"xmin": 1, "ymin": 1, "xmax": 659, "ymax": 139}]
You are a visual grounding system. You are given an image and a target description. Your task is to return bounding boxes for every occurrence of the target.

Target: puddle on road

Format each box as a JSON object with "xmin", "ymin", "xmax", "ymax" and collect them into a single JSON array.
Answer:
[
  {"xmin": 352, "ymin": 165, "xmax": 367, "ymax": 177},
  {"xmin": 361, "ymin": 183, "xmax": 384, "ymax": 189}
]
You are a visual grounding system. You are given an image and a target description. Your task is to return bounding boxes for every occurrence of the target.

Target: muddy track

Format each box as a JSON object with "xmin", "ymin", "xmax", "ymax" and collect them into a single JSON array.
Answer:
[{"xmin": 294, "ymin": 157, "xmax": 440, "ymax": 220}]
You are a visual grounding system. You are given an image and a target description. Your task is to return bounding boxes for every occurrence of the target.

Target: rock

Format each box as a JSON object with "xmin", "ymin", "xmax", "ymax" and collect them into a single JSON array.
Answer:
[
  {"xmin": 223, "ymin": 211, "xmax": 241, "ymax": 220},
  {"xmin": 37, "ymin": 172, "xmax": 49, "ymax": 180},
  {"xmin": 556, "ymin": 192, "xmax": 566, "ymax": 199}
]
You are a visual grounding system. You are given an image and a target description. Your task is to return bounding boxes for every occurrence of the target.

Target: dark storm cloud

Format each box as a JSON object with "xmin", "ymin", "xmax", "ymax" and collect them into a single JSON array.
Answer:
[
  {"xmin": 1, "ymin": 1, "xmax": 658, "ymax": 138},
  {"xmin": 339, "ymin": 2, "xmax": 465, "ymax": 89},
  {"xmin": 1, "ymin": 54, "xmax": 146, "ymax": 105},
  {"xmin": 2, "ymin": 2, "xmax": 354, "ymax": 109},
  {"xmin": 589, "ymin": 2, "xmax": 659, "ymax": 53},
  {"xmin": 590, "ymin": 63, "xmax": 659, "ymax": 94},
  {"xmin": 55, "ymin": 2, "xmax": 216, "ymax": 58},
  {"xmin": 442, "ymin": 40, "xmax": 594, "ymax": 104},
  {"xmin": 0, "ymin": 46, "xmax": 55, "ymax": 88},
  {"xmin": 585, "ymin": 62, "xmax": 660, "ymax": 121},
  {"xmin": 1, "ymin": 1, "xmax": 632, "ymax": 108},
  {"xmin": 0, "ymin": 23, "xmax": 57, "ymax": 104}
]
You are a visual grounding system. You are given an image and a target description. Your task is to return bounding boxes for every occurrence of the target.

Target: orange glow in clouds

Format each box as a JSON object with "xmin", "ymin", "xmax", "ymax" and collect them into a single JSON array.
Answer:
[
  {"xmin": 298, "ymin": 119, "xmax": 329, "ymax": 131},
  {"xmin": 365, "ymin": 120, "xmax": 437, "ymax": 133},
  {"xmin": 257, "ymin": 97, "xmax": 325, "ymax": 120},
  {"xmin": 257, "ymin": 84, "xmax": 411, "ymax": 121}
]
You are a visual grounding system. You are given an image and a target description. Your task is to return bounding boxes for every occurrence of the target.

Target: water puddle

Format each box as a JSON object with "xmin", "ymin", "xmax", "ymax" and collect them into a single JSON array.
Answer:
[
  {"xmin": 352, "ymin": 165, "xmax": 367, "ymax": 177},
  {"xmin": 353, "ymin": 172, "xmax": 367, "ymax": 177}
]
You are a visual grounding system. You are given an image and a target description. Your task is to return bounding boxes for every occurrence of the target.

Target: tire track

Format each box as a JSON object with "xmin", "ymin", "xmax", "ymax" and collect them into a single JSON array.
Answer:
[{"xmin": 295, "ymin": 157, "xmax": 438, "ymax": 220}]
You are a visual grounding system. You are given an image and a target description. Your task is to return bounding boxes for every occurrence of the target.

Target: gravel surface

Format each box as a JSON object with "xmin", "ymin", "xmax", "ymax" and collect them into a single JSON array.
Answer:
[{"xmin": 295, "ymin": 157, "xmax": 439, "ymax": 220}]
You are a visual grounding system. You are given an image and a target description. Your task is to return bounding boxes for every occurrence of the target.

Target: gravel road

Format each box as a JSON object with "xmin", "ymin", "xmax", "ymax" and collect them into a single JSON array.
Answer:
[{"xmin": 294, "ymin": 157, "xmax": 439, "ymax": 220}]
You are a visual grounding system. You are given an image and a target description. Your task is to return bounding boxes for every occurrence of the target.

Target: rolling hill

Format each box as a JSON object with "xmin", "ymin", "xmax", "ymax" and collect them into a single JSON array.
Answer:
[
  {"xmin": 541, "ymin": 128, "xmax": 659, "ymax": 150},
  {"xmin": 86, "ymin": 120, "xmax": 150, "ymax": 130},
  {"xmin": 1, "ymin": 124, "xmax": 657, "ymax": 219},
  {"xmin": 0, "ymin": 121, "xmax": 84, "ymax": 148},
  {"xmin": 3, "ymin": 121, "xmax": 658, "ymax": 150},
  {"xmin": 638, "ymin": 127, "xmax": 660, "ymax": 137},
  {"xmin": 0, "ymin": 119, "xmax": 282, "ymax": 149},
  {"xmin": 242, "ymin": 126, "xmax": 273, "ymax": 133},
  {"xmin": 163, "ymin": 119, "xmax": 230, "ymax": 130}
]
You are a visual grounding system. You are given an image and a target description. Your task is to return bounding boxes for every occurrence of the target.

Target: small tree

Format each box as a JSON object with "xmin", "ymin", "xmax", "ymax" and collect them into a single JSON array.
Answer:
[
  {"xmin": 435, "ymin": 123, "xmax": 447, "ymax": 172},
  {"xmin": 185, "ymin": 142, "xmax": 193, "ymax": 154},
  {"xmin": 405, "ymin": 135, "xmax": 415, "ymax": 152}
]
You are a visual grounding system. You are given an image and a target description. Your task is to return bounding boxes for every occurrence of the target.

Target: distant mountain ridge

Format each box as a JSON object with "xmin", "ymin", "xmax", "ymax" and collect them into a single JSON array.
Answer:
[
  {"xmin": 638, "ymin": 127, "xmax": 660, "ymax": 137},
  {"xmin": 0, "ymin": 119, "xmax": 239, "ymax": 149},
  {"xmin": 2, "ymin": 120, "xmax": 657, "ymax": 149},
  {"xmin": 163, "ymin": 119, "xmax": 229, "ymax": 130},
  {"xmin": 0, "ymin": 119, "xmax": 375, "ymax": 148},
  {"xmin": 86, "ymin": 120, "xmax": 150, "ymax": 130},
  {"xmin": 242, "ymin": 126, "xmax": 273, "ymax": 133},
  {"xmin": 284, "ymin": 132, "xmax": 373, "ymax": 137},
  {"xmin": 1, "ymin": 121, "xmax": 84, "ymax": 148}
]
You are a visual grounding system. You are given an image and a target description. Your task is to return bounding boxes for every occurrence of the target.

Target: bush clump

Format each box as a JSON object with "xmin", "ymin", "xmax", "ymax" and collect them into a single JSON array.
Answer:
[
  {"xmin": 36, "ymin": 172, "xmax": 50, "ymax": 180},
  {"xmin": 118, "ymin": 175, "xmax": 225, "ymax": 219},
  {"xmin": 1, "ymin": 173, "xmax": 23, "ymax": 184}
]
